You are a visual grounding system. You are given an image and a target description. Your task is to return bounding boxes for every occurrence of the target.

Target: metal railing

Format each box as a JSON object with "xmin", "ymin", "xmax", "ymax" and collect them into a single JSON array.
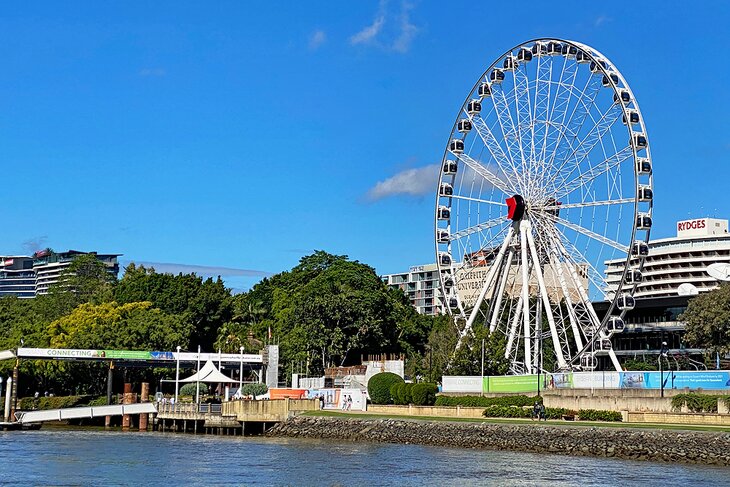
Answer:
[{"xmin": 156, "ymin": 402, "xmax": 222, "ymax": 414}]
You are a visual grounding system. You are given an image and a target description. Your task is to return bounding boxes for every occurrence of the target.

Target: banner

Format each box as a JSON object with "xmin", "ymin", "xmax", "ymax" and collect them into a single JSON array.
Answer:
[
  {"xmin": 572, "ymin": 372, "xmax": 621, "ymax": 389},
  {"xmin": 622, "ymin": 371, "xmax": 730, "ymax": 390},
  {"xmin": 442, "ymin": 376, "xmax": 485, "ymax": 394},
  {"xmin": 488, "ymin": 375, "xmax": 538, "ymax": 393}
]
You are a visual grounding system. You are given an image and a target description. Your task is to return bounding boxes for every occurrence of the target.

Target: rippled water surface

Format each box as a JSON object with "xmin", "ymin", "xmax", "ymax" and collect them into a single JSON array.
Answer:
[{"xmin": 0, "ymin": 428, "xmax": 727, "ymax": 486}]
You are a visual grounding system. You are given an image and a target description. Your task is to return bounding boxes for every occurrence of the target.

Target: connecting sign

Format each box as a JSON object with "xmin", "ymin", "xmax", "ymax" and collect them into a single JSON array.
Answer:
[{"xmin": 16, "ymin": 348, "xmax": 263, "ymax": 364}]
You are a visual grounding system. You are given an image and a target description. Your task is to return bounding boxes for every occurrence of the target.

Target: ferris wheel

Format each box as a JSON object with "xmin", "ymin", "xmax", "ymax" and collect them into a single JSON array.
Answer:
[{"xmin": 435, "ymin": 39, "xmax": 653, "ymax": 374}]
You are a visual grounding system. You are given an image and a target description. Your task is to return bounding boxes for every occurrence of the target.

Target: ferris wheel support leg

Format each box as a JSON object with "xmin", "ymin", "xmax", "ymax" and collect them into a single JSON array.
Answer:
[
  {"xmin": 505, "ymin": 292, "xmax": 524, "ymax": 360},
  {"xmin": 462, "ymin": 225, "xmax": 515, "ymax": 339},
  {"xmin": 525, "ymin": 222, "xmax": 568, "ymax": 370},
  {"xmin": 519, "ymin": 221, "xmax": 533, "ymax": 374},
  {"xmin": 489, "ymin": 250, "xmax": 514, "ymax": 333}
]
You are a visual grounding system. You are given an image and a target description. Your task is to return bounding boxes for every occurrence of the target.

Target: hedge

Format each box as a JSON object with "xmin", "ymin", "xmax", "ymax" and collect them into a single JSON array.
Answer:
[
  {"xmin": 482, "ymin": 405, "xmax": 621, "ymax": 421},
  {"xmin": 671, "ymin": 393, "xmax": 729, "ymax": 413},
  {"xmin": 411, "ymin": 383, "xmax": 438, "ymax": 406},
  {"xmin": 17, "ymin": 395, "xmax": 92, "ymax": 411},
  {"xmin": 435, "ymin": 395, "xmax": 541, "ymax": 408},
  {"xmin": 577, "ymin": 409, "xmax": 623, "ymax": 422},
  {"xmin": 368, "ymin": 372, "xmax": 404, "ymax": 404}
]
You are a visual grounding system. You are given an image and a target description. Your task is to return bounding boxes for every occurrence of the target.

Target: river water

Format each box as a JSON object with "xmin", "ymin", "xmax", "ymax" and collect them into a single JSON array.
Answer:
[{"xmin": 0, "ymin": 428, "xmax": 727, "ymax": 486}]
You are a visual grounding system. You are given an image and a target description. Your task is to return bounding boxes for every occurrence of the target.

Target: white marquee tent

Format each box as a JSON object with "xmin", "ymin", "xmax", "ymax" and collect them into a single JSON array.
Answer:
[{"xmin": 181, "ymin": 360, "xmax": 236, "ymax": 383}]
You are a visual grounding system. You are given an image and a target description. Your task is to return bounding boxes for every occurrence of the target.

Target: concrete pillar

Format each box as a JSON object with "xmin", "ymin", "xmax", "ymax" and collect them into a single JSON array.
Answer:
[
  {"xmin": 139, "ymin": 382, "xmax": 149, "ymax": 431},
  {"xmin": 122, "ymin": 383, "xmax": 133, "ymax": 430}
]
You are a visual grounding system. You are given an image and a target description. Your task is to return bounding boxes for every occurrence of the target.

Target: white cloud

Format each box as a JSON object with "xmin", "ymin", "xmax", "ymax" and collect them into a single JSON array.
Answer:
[
  {"xmin": 367, "ymin": 164, "xmax": 440, "ymax": 200},
  {"xmin": 594, "ymin": 15, "xmax": 612, "ymax": 27},
  {"xmin": 350, "ymin": 0, "xmax": 419, "ymax": 53},
  {"xmin": 126, "ymin": 261, "xmax": 270, "ymax": 278},
  {"xmin": 350, "ymin": 14, "xmax": 385, "ymax": 45},
  {"xmin": 309, "ymin": 30, "xmax": 327, "ymax": 51},
  {"xmin": 392, "ymin": 1, "xmax": 418, "ymax": 53}
]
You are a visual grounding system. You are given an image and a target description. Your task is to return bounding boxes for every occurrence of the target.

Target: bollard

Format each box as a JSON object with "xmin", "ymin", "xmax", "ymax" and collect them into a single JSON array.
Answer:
[
  {"xmin": 139, "ymin": 382, "xmax": 149, "ymax": 431},
  {"xmin": 122, "ymin": 383, "xmax": 133, "ymax": 430}
]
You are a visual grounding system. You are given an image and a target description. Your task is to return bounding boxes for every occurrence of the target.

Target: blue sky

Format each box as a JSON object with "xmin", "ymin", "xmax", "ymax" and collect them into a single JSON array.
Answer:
[{"xmin": 2, "ymin": 1, "xmax": 728, "ymax": 292}]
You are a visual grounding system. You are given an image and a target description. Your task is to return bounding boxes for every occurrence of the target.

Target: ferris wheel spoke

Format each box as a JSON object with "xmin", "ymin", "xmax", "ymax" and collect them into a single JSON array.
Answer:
[
  {"xmin": 542, "ymin": 197, "xmax": 634, "ymax": 211},
  {"xmin": 450, "ymin": 194, "xmax": 507, "ymax": 207},
  {"xmin": 560, "ymin": 239, "xmax": 611, "ymax": 299},
  {"xmin": 489, "ymin": 83, "xmax": 524, "ymax": 187},
  {"xmin": 449, "ymin": 215, "xmax": 506, "ymax": 242},
  {"xmin": 530, "ymin": 55, "xmax": 555, "ymax": 196},
  {"xmin": 545, "ymin": 75, "xmax": 603, "ymax": 184},
  {"xmin": 455, "ymin": 152, "xmax": 513, "ymax": 194},
  {"xmin": 555, "ymin": 145, "xmax": 634, "ymax": 199},
  {"xmin": 539, "ymin": 60, "xmax": 575, "ymax": 174},
  {"xmin": 512, "ymin": 61, "xmax": 533, "ymax": 189},
  {"xmin": 549, "ymin": 102, "xmax": 624, "ymax": 193},
  {"xmin": 470, "ymin": 115, "xmax": 520, "ymax": 191},
  {"xmin": 551, "ymin": 215, "xmax": 628, "ymax": 254}
]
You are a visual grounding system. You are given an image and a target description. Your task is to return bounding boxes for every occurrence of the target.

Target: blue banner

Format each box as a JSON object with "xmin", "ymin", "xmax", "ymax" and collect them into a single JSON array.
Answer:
[{"xmin": 620, "ymin": 371, "xmax": 730, "ymax": 390}]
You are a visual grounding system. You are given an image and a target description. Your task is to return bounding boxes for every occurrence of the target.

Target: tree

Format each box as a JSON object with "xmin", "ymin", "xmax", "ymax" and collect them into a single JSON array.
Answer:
[
  {"xmin": 115, "ymin": 264, "xmax": 233, "ymax": 350},
  {"xmin": 681, "ymin": 284, "xmax": 730, "ymax": 355}
]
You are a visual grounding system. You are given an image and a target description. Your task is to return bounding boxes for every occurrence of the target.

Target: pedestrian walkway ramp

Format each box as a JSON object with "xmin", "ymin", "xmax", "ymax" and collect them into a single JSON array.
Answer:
[
  {"xmin": 16, "ymin": 403, "xmax": 157, "ymax": 424},
  {"xmin": 0, "ymin": 350, "xmax": 15, "ymax": 361}
]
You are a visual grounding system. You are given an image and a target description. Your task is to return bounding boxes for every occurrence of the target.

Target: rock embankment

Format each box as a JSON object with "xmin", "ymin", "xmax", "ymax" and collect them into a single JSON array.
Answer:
[{"xmin": 267, "ymin": 416, "xmax": 730, "ymax": 466}]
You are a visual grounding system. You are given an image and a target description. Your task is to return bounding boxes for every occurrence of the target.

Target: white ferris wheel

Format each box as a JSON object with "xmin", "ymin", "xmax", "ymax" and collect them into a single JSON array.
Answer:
[{"xmin": 435, "ymin": 39, "xmax": 653, "ymax": 374}]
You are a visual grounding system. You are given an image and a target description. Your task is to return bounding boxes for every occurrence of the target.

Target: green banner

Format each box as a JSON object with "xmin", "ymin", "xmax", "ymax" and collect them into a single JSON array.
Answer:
[
  {"xmin": 488, "ymin": 374, "xmax": 538, "ymax": 393},
  {"xmin": 482, "ymin": 376, "xmax": 489, "ymax": 394},
  {"xmin": 102, "ymin": 350, "xmax": 153, "ymax": 360}
]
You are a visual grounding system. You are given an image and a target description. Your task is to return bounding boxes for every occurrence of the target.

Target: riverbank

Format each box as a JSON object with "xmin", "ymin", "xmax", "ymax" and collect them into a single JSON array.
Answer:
[{"xmin": 266, "ymin": 415, "xmax": 730, "ymax": 466}]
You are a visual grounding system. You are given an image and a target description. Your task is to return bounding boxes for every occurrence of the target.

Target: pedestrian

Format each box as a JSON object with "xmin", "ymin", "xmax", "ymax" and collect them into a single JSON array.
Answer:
[
  {"xmin": 539, "ymin": 403, "xmax": 546, "ymax": 421},
  {"xmin": 319, "ymin": 394, "xmax": 325, "ymax": 410},
  {"xmin": 347, "ymin": 395, "xmax": 353, "ymax": 411},
  {"xmin": 532, "ymin": 401, "xmax": 540, "ymax": 421}
]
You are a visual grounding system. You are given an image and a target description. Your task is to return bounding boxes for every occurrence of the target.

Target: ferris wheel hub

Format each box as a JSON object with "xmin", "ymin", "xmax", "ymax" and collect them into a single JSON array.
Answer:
[{"xmin": 506, "ymin": 194, "xmax": 526, "ymax": 221}]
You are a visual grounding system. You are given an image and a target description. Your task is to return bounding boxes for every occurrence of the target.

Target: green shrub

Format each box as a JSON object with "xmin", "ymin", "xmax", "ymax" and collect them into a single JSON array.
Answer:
[
  {"xmin": 390, "ymin": 383, "xmax": 402, "ymax": 404},
  {"xmin": 482, "ymin": 405, "xmax": 531, "ymax": 418},
  {"xmin": 403, "ymin": 383, "xmax": 413, "ymax": 405},
  {"xmin": 411, "ymin": 383, "xmax": 439, "ymax": 406},
  {"xmin": 671, "ymin": 393, "xmax": 721, "ymax": 413},
  {"xmin": 436, "ymin": 395, "xmax": 540, "ymax": 408},
  {"xmin": 179, "ymin": 383, "xmax": 209, "ymax": 397},
  {"xmin": 368, "ymin": 372, "xmax": 404, "ymax": 404},
  {"xmin": 241, "ymin": 383, "xmax": 268, "ymax": 398},
  {"xmin": 577, "ymin": 409, "xmax": 623, "ymax": 422},
  {"xmin": 86, "ymin": 396, "xmax": 110, "ymax": 407}
]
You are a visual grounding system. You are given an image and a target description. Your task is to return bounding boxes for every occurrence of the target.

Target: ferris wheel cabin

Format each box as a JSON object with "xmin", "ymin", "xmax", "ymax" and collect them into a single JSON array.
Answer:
[
  {"xmin": 606, "ymin": 316, "xmax": 625, "ymax": 333},
  {"xmin": 478, "ymin": 82, "xmax": 492, "ymax": 98},
  {"xmin": 443, "ymin": 160, "xmax": 458, "ymax": 175}
]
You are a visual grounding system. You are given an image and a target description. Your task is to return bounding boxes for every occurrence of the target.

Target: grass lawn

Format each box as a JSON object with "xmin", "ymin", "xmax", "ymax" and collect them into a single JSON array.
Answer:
[{"xmin": 303, "ymin": 410, "xmax": 730, "ymax": 433}]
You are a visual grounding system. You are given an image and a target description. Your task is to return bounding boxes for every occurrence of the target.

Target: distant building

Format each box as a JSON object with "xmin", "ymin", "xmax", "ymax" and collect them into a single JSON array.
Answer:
[
  {"xmin": 383, "ymin": 264, "xmax": 442, "ymax": 316},
  {"xmin": 0, "ymin": 256, "xmax": 36, "ymax": 298},
  {"xmin": 0, "ymin": 250, "xmax": 121, "ymax": 298},
  {"xmin": 605, "ymin": 217, "xmax": 730, "ymax": 298},
  {"xmin": 33, "ymin": 250, "xmax": 121, "ymax": 295}
]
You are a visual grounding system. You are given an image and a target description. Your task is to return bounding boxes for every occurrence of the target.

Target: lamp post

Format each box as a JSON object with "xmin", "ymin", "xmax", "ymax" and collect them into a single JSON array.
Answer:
[
  {"xmin": 659, "ymin": 341, "xmax": 668, "ymax": 398},
  {"xmin": 239, "ymin": 346, "xmax": 244, "ymax": 399},
  {"xmin": 174, "ymin": 346, "xmax": 181, "ymax": 406},
  {"xmin": 424, "ymin": 345, "xmax": 432, "ymax": 383},
  {"xmin": 195, "ymin": 345, "xmax": 201, "ymax": 405},
  {"xmin": 480, "ymin": 338, "xmax": 485, "ymax": 396}
]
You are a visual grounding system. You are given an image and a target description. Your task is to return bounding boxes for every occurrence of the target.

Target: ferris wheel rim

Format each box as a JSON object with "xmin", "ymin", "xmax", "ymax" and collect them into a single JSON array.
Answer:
[{"xmin": 434, "ymin": 38, "xmax": 653, "ymax": 372}]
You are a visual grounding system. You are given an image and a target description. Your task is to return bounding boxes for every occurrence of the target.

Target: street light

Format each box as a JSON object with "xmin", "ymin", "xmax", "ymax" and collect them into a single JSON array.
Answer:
[
  {"xmin": 174, "ymin": 346, "xmax": 181, "ymax": 406},
  {"xmin": 425, "ymin": 345, "xmax": 432, "ymax": 383},
  {"xmin": 239, "ymin": 346, "xmax": 244, "ymax": 399},
  {"xmin": 659, "ymin": 341, "xmax": 668, "ymax": 398}
]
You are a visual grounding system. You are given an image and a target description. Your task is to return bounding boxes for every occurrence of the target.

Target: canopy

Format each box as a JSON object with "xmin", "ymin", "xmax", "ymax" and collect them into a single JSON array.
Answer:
[{"xmin": 181, "ymin": 360, "xmax": 236, "ymax": 383}]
